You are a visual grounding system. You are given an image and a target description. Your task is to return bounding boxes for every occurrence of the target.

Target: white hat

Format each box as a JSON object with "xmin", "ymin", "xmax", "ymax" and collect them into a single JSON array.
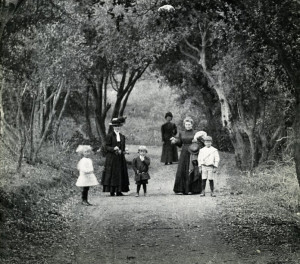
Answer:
[
  {"xmin": 194, "ymin": 131, "xmax": 207, "ymax": 141},
  {"xmin": 76, "ymin": 145, "xmax": 92, "ymax": 153},
  {"xmin": 138, "ymin": 145, "xmax": 148, "ymax": 153}
]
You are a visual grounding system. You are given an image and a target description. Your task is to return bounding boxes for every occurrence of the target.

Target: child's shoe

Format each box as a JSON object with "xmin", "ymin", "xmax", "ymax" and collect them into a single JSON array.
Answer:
[
  {"xmin": 211, "ymin": 192, "xmax": 216, "ymax": 197},
  {"xmin": 135, "ymin": 193, "xmax": 139, "ymax": 197},
  {"xmin": 144, "ymin": 192, "xmax": 147, "ymax": 197},
  {"xmin": 200, "ymin": 192, "xmax": 205, "ymax": 197}
]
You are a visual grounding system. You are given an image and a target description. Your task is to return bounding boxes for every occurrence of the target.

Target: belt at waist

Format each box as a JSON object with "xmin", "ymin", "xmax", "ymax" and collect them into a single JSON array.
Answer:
[
  {"xmin": 84, "ymin": 171, "xmax": 94, "ymax": 175},
  {"xmin": 202, "ymin": 165, "xmax": 214, "ymax": 167}
]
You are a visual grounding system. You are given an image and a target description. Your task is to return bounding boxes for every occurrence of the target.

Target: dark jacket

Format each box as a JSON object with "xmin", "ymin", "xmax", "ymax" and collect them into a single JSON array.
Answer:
[{"xmin": 132, "ymin": 156, "xmax": 151, "ymax": 182}]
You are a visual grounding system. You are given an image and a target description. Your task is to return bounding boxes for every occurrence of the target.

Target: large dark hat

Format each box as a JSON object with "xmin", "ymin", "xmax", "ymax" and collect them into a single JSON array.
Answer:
[
  {"xmin": 188, "ymin": 142, "xmax": 200, "ymax": 154},
  {"xmin": 109, "ymin": 116, "xmax": 127, "ymax": 127},
  {"xmin": 165, "ymin": 112, "xmax": 173, "ymax": 119}
]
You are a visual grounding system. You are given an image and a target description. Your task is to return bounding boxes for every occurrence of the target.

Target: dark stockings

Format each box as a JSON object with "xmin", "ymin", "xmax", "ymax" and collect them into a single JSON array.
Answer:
[
  {"xmin": 209, "ymin": 180, "xmax": 214, "ymax": 192},
  {"xmin": 201, "ymin": 179, "xmax": 207, "ymax": 193},
  {"xmin": 137, "ymin": 183, "xmax": 147, "ymax": 194},
  {"xmin": 201, "ymin": 179, "xmax": 214, "ymax": 192},
  {"xmin": 82, "ymin": 187, "xmax": 90, "ymax": 201}
]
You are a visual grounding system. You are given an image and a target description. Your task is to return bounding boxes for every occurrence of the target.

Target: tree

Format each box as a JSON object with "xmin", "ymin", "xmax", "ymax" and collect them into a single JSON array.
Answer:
[
  {"xmin": 0, "ymin": 0, "xmax": 26, "ymax": 137},
  {"xmin": 225, "ymin": 0, "xmax": 300, "ymax": 184},
  {"xmin": 58, "ymin": 0, "xmax": 179, "ymax": 144},
  {"xmin": 154, "ymin": 0, "xmax": 295, "ymax": 171}
]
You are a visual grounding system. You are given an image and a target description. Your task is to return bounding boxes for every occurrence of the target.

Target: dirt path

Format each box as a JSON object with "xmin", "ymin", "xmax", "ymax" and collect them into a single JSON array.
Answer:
[{"xmin": 49, "ymin": 147, "xmax": 248, "ymax": 264}]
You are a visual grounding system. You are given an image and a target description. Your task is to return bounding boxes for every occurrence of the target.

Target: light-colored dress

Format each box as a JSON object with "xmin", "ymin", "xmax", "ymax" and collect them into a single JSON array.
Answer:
[{"xmin": 76, "ymin": 157, "xmax": 99, "ymax": 187}]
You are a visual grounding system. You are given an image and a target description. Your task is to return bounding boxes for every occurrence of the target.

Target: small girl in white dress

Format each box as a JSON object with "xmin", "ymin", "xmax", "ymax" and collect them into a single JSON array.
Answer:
[{"xmin": 76, "ymin": 145, "xmax": 99, "ymax": 205}]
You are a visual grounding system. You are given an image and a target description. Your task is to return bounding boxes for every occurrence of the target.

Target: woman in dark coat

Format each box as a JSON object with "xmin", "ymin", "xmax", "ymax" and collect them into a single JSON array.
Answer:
[
  {"xmin": 102, "ymin": 117, "xmax": 130, "ymax": 196},
  {"xmin": 161, "ymin": 112, "xmax": 178, "ymax": 165},
  {"xmin": 171, "ymin": 117, "xmax": 206, "ymax": 194}
]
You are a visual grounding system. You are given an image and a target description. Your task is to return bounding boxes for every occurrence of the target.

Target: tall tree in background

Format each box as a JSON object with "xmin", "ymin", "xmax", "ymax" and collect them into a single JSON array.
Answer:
[
  {"xmin": 154, "ymin": 0, "xmax": 296, "ymax": 171},
  {"xmin": 59, "ymin": 0, "xmax": 179, "ymax": 144},
  {"xmin": 226, "ymin": 0, "xmax": 300, "ymax": 184},
  {"xmin": 0, "ymin": 0, "xmax": 26, "ymax": 137}
]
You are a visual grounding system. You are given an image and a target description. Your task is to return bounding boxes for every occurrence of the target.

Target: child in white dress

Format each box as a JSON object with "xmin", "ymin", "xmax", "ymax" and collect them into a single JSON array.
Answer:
[{"xmin": 76, "ymin": 145, "xmax": 99, "ymax": 205}]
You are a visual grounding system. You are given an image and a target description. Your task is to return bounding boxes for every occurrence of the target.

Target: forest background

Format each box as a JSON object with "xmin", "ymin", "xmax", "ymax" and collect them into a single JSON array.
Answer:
[
  {"xmin": 0, "ymin": 0, "xmax": 300, "ymax": 262},
  {"xmin": 1, "ymin": 0, "xmax": 299, "ymax": 178}
]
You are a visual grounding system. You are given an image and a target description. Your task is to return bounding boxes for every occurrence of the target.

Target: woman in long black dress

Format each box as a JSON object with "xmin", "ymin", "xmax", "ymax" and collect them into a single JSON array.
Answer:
[
  {"xmin": 102, "ymin": 117, "xmax": 130, "ymax": 196},
  {"xmin": 161, "ymin": 112, "xmax": 178, "ymax": 165},
  {"xmin": 171, "ymin": 117, "xmax": 205, "ymax": 194}
]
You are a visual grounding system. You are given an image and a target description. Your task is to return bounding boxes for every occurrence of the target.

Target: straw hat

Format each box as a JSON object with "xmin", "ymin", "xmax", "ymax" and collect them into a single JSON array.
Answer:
[
  {"xmin": 138, "ymin": 145, "xmax": 148, "ymax": 153},
  {"xmin": 188, "ymin": 142, "xmax": 200, "ymax": 154},
  {"xmin": 194, "ymin": 131, "xmax": 207, "ymax": 141},
  {"xmin": 76, "ymin": 145, "xmax": 92, "ymax": 153}
]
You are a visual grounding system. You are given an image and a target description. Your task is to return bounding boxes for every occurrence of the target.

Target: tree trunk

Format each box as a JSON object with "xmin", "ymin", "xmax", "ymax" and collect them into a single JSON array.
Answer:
[
  {"xmin": 0, "ymin": 70, "xmax": 4, "ymax": 137},
  {"xmin": 111, "ymin": 95, "xmax": 122, "ymax": 119},
  {"xmin": 257, "ymin": 129, "xmax": 268, "ymax": 164},
  {"xmin": 95, "ymin": 114, "xmax": 106, "ymax": 145},
  {"xmin": 246, "ymin": 130, "xmax": 256, "ymax": 169},
  {"xmin": 54, "ymin": 87, "xmax": 70, "ymax": 142},
  {"xmin": 29, "ymin": 99, "xmax": 36, "ymax": 162},
  {"xmin": 84, "ymin": 85, "xmax": 94, "ymax": 140},
  {"xmin": 230, "ymin": 123, "xmax": 250, "ymax": 170},
  {"xmin": 293, "ymin": 92, "xmax": 300, "ymax": 188},
  {"xmin": 257, "ymin": 100, "xmax": 269, "ymax": 163}
]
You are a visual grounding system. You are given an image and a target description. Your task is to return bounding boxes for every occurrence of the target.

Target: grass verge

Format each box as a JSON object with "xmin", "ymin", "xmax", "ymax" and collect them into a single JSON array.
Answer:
[{"xmin": 218, "ymin": 158, "xmax": 300, "ymax": 263}]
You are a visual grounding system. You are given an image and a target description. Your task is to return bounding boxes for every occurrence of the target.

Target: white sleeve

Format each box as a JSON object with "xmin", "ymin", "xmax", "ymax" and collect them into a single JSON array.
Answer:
[
  {"xmin": 214, "ymin": 150, "xmax": 220, "ymax": 168},
  {"xmin": 198, "ymin": 149, "xmax": 203, "ymax": 166}
]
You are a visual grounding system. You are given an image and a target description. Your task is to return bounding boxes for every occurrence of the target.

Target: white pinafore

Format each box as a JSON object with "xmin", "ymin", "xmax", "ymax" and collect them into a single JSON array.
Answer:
[{"xmin": 76, "ymin": 157, "xmax": 99, "ymax": 187}]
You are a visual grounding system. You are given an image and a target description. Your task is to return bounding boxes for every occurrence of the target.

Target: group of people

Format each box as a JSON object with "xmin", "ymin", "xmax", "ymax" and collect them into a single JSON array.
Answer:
[{"xmin": 75, "ymin": 113, "xmax": 220, "ymax": 206}]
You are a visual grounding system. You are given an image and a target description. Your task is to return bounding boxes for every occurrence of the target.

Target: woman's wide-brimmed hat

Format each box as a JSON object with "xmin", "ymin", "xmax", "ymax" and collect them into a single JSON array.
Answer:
[
  {"xmin": 165, "ymin": 112, "xmax": 173, "ymax": 119},
  {"xmin": 109, "ymin": 116, "xmax": 127, "ymax": 127},
  {"xmin": 138, "ymin": 145, "xmax": 148, "ymax": 153},
  {"xmin": 188, "ymin": 142, "xmax": 200, "ymax": 154},
  {"xmin": 194, "ymin": 131, "xmax": 207, "ymax": 141},
  {"xmin": 76, "ymin": 145, "xmax": 92, "ymax": 153}
]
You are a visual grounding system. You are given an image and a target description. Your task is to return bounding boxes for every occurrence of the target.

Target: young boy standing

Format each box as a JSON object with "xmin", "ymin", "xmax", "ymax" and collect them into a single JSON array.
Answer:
[
  {"xmin": 198, "ymin": 136, "xmax": 220, "ymax": 197},
  {"xmin": 132, "ymin": 146, "xmax": 151, "ymax": 197}
]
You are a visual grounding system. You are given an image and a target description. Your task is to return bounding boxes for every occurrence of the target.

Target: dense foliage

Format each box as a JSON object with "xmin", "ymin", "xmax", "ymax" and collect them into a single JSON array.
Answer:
[{"xmin": 0, "ymin": 0, "xmax": 299, "ymax": 187}]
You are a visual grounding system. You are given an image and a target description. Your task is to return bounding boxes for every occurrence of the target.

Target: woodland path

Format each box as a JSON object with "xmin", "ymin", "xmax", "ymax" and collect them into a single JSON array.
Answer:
[{"xmin": 49, "ymin": 146, "xmax": 261, "ymax": 264}]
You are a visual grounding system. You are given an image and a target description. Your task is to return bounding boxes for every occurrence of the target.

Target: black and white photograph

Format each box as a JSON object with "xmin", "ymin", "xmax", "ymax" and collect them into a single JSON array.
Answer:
[{"xmin": 0, "ymin": 0, "xmax": 299, "ymax": 263}]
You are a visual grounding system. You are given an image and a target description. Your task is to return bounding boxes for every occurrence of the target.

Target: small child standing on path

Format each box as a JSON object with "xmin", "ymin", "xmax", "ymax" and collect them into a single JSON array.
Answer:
[
  {"xmin": 76, "ymin": 145, "xmax": 99, "ymax": 205},
  {"xmin": 132, "ymin": 146, "xmax": 151, "ymax": 197},
  {"xmin": 198, "ymin": 136, "xmax": 220, "ymax": 197}
]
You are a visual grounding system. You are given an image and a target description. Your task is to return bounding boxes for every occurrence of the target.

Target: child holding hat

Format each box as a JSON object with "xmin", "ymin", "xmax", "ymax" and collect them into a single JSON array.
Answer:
[
  {"xmin": 132, "ymin": 146, "xmax": 151, "ymax": 197},
  {"xmin": 197, "ymin": 136, "xmax": 220, "ymax": 197},
  {"xmin": 76, "ymin": 145, "xmax": 99, "ymax": 205}
]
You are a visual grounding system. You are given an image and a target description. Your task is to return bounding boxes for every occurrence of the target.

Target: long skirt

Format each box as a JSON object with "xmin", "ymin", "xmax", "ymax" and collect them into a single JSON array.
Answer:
[
  {"xmin": 161, "ymin": 141, "xmax": 178, "ymax": 163},
  {"xmin": 102, "ymin": 153, "xmax": 130, "ymax": 193},
  {"xmin": 173, "ymin": 146, "xmax": 201, "ymax": 194}
]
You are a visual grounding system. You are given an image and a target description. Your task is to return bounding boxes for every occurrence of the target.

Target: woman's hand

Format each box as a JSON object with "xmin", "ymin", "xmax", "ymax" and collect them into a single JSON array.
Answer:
[
  {"xmin": 198, "ymin": 166, "xmax": 202, "ymax": 173},
  {"xmin": 114, "ymin": 146, "xmax": 121, "ymax": 154},
  {"xmin": 170, "ymin": 137, "xmax": 177, "ymax": 144}
]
